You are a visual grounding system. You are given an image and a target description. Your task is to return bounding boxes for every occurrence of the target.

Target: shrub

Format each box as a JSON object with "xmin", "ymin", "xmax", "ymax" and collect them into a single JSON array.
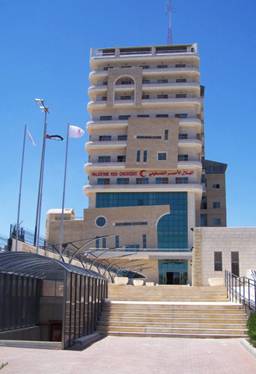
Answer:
[{"xmin": 247, "ymin": 313, "xmax": 256, "ymax": 346}]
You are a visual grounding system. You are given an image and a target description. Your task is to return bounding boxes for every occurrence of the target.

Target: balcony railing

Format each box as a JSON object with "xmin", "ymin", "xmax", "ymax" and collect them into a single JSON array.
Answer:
[{"xmin": 225, "ymin": 270, "xmax": 256, "ymax": 311}]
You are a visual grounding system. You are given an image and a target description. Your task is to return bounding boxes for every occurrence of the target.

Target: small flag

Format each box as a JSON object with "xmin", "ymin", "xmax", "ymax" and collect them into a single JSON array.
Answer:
[
  {"xmin": 46, "ymin": 134, "xmax": 64, "ymax": 141},
  {"xmin": 26, "ymin": 129, "xmax": 36, "ymax": 146},
  {"xmin": 68, "ymin": 125, "xmax": 85, "ymax": 138}
]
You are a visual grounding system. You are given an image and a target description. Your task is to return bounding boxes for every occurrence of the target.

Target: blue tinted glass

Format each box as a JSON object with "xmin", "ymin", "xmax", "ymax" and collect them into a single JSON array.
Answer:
[
  {"xmin": 96, "ymin": 216, "xmax": 106, "ymax": 227},
  {"xmin": 96, "ymin": 192, "xmax": 188, "ymax": 249}
]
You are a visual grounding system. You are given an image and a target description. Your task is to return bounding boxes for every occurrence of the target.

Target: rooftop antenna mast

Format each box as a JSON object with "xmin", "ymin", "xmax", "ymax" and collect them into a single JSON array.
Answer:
[{"xmin": 166, "ymin": 0, "xmax": 173, "ymax": 44}]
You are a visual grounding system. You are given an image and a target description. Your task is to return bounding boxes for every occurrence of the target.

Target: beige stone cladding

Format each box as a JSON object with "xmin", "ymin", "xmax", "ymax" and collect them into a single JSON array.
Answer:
[
  {"xmin": 125, "ymin": 117, "xmax": 179, "ymax": 169},
  {"xmin": 193, "ymin": 227, "xmax": 256, "ymax": 286},
  {"xmin": 106, "ymin": 67, "xmax": 143, "ymax": 107},
  {"xmin": 46, "ymin": 205, "xmax": 170, "ymax": 249}
]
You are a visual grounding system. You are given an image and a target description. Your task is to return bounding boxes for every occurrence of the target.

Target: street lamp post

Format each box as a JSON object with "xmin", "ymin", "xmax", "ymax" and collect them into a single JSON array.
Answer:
[{"xmin": 33, "ymin": 98, "xmax": 49, "ymax": 252}]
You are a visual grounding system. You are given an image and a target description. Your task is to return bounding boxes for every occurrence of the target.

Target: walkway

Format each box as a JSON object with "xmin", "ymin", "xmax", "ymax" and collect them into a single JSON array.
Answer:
[{"xmin": 1, "ymin": 337, "xmax": 256, "ymax": 374}]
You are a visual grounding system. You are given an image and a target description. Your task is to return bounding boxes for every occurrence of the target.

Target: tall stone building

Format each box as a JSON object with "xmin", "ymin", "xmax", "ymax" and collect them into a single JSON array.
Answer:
[{"xmin": 46, "ymin": 43, "xmax": 227, "ymax": 284}]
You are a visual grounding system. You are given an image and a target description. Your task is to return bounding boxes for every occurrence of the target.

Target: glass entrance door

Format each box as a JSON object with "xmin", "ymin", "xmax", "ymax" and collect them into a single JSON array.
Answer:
[{"xmin": 159, "ymin": 260, "xmax": 188, "ymax": 285}]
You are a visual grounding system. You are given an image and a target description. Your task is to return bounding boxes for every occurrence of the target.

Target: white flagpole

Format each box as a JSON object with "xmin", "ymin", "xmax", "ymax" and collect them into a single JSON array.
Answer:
[
  {"xmin": 59, "ymin": 124, "xmax": 70, "ymax": 255},
  {"xmin": 15, "ymin": 124, "xmax": 27, "ymax": 251}
]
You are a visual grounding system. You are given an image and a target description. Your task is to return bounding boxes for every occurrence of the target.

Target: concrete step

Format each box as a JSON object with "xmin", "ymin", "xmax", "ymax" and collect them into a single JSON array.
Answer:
[
  {"xmin": 97, "ymin": 326, "xmax": 247, "ymax": 335},
  {"xmin": 99, "ymin": 316, "xmax": 247, "ymax": 323},
  {"xmin": 98, "ymin": 321, "xmax": 246, "ymax": 329},
  {"xmin": 97, "ymin": 331, "xmax": 248, "ymax": 339}
]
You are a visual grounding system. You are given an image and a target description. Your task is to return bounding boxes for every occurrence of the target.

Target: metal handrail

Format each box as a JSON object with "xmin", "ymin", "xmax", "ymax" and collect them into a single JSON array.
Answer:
[{"xmin": 225, "ymin": 270, "xmax": 256, "ymax": 311}]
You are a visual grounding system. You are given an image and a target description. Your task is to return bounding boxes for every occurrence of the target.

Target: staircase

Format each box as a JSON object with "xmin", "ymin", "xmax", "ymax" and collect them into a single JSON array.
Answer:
[{"xmin": 97, "ymin": 285, "xmax": 248, "ymax": 338}]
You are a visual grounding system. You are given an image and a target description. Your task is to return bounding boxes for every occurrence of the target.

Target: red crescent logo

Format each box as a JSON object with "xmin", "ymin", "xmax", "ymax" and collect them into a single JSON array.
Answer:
[{"xmin": 139, "ymin": 170, "xmax": 146, "ymax": 177}]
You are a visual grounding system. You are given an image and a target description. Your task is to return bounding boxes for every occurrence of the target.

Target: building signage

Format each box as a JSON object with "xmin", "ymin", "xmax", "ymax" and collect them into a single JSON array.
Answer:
[{"xmin": 91, "ymin": 170, "xmax": 194, "ymax": 177}]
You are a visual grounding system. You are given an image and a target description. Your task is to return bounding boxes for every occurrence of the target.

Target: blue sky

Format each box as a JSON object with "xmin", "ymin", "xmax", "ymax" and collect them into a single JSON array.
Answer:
[{"xmin": 0, "ymin": 0, "xmax": 256, "ymax": 238}]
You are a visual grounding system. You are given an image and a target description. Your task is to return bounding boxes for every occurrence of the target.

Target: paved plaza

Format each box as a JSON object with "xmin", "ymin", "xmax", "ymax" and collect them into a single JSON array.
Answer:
[{"xmin": 1, "ymin": 337, "xmax": 256, "ymax": 374}]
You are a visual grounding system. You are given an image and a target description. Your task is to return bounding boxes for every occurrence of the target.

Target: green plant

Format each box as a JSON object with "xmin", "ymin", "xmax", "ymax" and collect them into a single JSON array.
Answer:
[
  {"xmin": 0, "ymin": 362, "xmax": 8, "ymax": 370},
  {"xmin": 247, "ymin": 313, "xmax": 256, "ymax": 346}
]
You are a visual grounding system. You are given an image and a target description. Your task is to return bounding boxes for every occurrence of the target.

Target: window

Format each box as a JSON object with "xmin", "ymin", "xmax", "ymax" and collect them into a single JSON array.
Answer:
[
  {"xmin": 176, "ymin": 78, "xmax": 187, "ymax": 83},
  {"xmin": 142, "ymin": 94, "xmax": 150, "ymax": 99},
  {"xmin": 231, "ymin": 252, "xmax": 239, "ymax": 277},
  {"xmin": 137, "ymin": 114, "xmax": 150, "ymax": 118},
  {"xmin": 99, "ymin": 135, "xmax": 111, "ymax": 141},
  {"xmin": 120, "ymin": 95, "xmax": 131, "ymax": 100},
  {"xmin": 100, "ymin": 115, "xmax": 112, "ymax": 121},
  {"xmin": 143, "ymin": 150, "xmax": 148, "ymax": 162},
  {"xmin": 142, "ymin": 234, "xmax": 147, "ymax": 248},
  {"xmin": 157, "ymin": 94, "xmax": 168, "ymax": 99},
  {"xmin": 200, "ymin": 214, "xmax": 208, "ymax": 226},
  {"xmin": 117, "ymin": 178, "xmax": 129, "ymax": 184},
  {"xmin": 125, "ymin": 244, "xmax": 140, "ymax": 250},
  {"xmin": 98, "ymin": 156, "xmax": 111, "ymax": 162},
  {"xmin": 96, "ymin": 237, "xmax": 100, "ymax": 249},
  {"xmin": 156, "ymin": 114, "xmax": 169, "ymax": 118},
  {"xmin": 136, "ymin": 178, "xmax": 149, "ymax": 184},
  {"xmin": 117, "ymin": 155, "xmax": 126, "ymax": 162},
  {"xmin": 97, "ymin": 178, "xmax": 110, "ymax": 185},
  {"xmin": 117, "ymin": 135, "xmax": 127, "ymax": 141},
  {"xmin": 116, "ymin": 221, "xmax": 148, "ymax": 226},
  {"xmin": 102, "ymin": 237, "xmax": 107, "ymax": 249},
  {"xmin": 201, "ymin": 196, "xmax": 207, "ymax": 209},
  {"xmin": 156, "ymin": 177, "xmax": 168, "ymax": 184},
  {"xmin": 101, "ymin": 96, "xmax": 107, "ymax": 101},
  {"xmin": 164, "ymin": 130, "xmax": 169, "ymax": 140},
  {"xmin": 214, "ymin": 252, "xmax": 222, "ymax": 271},
  {"xmin": 175, "ymin": 113, "xmax": 188, "ymax": 118},
  {"xmin": 176, "ymin": 177, "xmax": 189, "ymax": 184},
  {"xmin": 176, "ymin": 93, "xmax": 187, "ymax": 98},
  {"xmin": 157, "ymin": 65, "xmax": 168, "ymax": 68},
  {"xmin": 136, "ymin": 150, "xmax": 141, "ymax": 162},
  {"xmin": 96, "ymin": 216, "xmax": 106, "ymax": 227},
  {"xmin": 158, "ymin": 152, "xmax": 167, "ymax": 160},
  {"xmin": 137, "ymin": 135, "xmax": 161, "ymax": 139},
  {"xmin": 213, "ymin": 201, "xmax": 221, "ymax": 209},
  {"xmin": 157, "ymin": 79, "xmax": 168, "ymax": 83},
  {"xmin": 212, "ymin": 217, "xmax": 221, "ymax": 225},
  {"xmin": 142, "ymin": 79, "xmax": 151, "ymax": 84},
  {"xmin": 178, "ymin": 154, "xmax": 188, "ymax": 161},
  {"xmin": 179, "ymin": 133, "xmax": 188, "ymax": 139},
  {"xmin": 119, "ymin": 115, "xmax": 130, "ymax": 120},
  {"xmin": 115, "ymin": 235, "xmax": 120, "ymax": 249},
  {"xmin": 141, "ymin": 65, "xmax": 150, "ymax": 69},
  {"xmin": 212, "ymin": 184, "xmax": 220, "ymax": 189},
  {"xmin": 176, "ymin": 63, "xmax": 186, "ymax": 68}
]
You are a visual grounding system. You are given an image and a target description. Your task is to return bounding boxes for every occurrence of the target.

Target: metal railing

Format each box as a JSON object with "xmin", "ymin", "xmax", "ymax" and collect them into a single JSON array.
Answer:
[{"xmin": 225, "ymin": 270, "xmax": 256, "ymax": 311}]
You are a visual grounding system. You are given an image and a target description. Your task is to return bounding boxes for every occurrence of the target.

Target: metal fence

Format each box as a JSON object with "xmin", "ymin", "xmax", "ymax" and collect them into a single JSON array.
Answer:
[
  {"xmin": 225, "ymin": 270, "xmax": 256, "ymax": 311},
  {"xmin": 0, "ymin": 273, "xmax": 41, "ymax": 332},
  {"xmin": 63, "ymin": 272, "xmax": 107, "ymax": 348}
]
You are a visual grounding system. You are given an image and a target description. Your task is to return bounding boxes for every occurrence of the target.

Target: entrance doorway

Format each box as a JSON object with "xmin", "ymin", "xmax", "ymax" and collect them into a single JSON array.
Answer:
[{"xmin": 159, "ymin": 260, "xmax": 188, "ymax": 285}]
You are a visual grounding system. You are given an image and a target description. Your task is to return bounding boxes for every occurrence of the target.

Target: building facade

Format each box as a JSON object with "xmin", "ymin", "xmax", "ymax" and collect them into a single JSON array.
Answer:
[{"xmin": 46, "ymin": 43, "xmax": 227, "ymax": 285}]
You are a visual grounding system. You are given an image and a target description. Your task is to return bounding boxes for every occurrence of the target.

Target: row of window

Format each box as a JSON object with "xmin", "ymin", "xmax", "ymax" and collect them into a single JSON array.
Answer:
[
  {"xmin": 214, "ymin": 251, "xmax": 239, "ymax": 276},
  {"xmin": 98, "ymin": 113, "xmax": 190, "ymax": 121},
  {"xmin": 95, "ymin": 234, "xmax": 148, "ymax": 250},
  {"xmin": 101, "ymin": 63, "xmax": 193, "ymax": 71},
  {"xmin": 97, "ymin": 93, "xmax": 197, "ymax": 101},
  {"xmin": 96, "ymin": 177, "xmax": 190, "ymax": 185},
  {"xmin": 91, "ymin": 133, "xmax": 200, "ymax": 142},
  {"xmin": 94, "ymin": 153, "xmax": 197, "ymax": 163}
]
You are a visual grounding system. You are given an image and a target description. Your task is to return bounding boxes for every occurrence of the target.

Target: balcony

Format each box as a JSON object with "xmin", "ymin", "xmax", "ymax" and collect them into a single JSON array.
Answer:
[
  {"xmin": 141, "ymin": 97, "xmax": 201, "ymax": 108},
  {"xmin": 90, "ymin": 44, "xmax": 199, "ymax": 60},
  {"xmin": 83, "ymin": 182, "xmax": 203, "ymax": 194},
  {"xmin": 178, "ymin": 138, "xmax": 202, "ymax": 149},
  {"xmin": 142, "ymin": 82, "xmax": 200, "ymax": 92},
  {"xmin": 84, "ymin": 162, "xmax": 126, "ymax": 172},
  {"xmin": 85, "ymin": 140, "xmax": 127, "ymax": 151},
  {"xmin": 87, "ymin": 120, "xmax": 128, "ymax": 132}
]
